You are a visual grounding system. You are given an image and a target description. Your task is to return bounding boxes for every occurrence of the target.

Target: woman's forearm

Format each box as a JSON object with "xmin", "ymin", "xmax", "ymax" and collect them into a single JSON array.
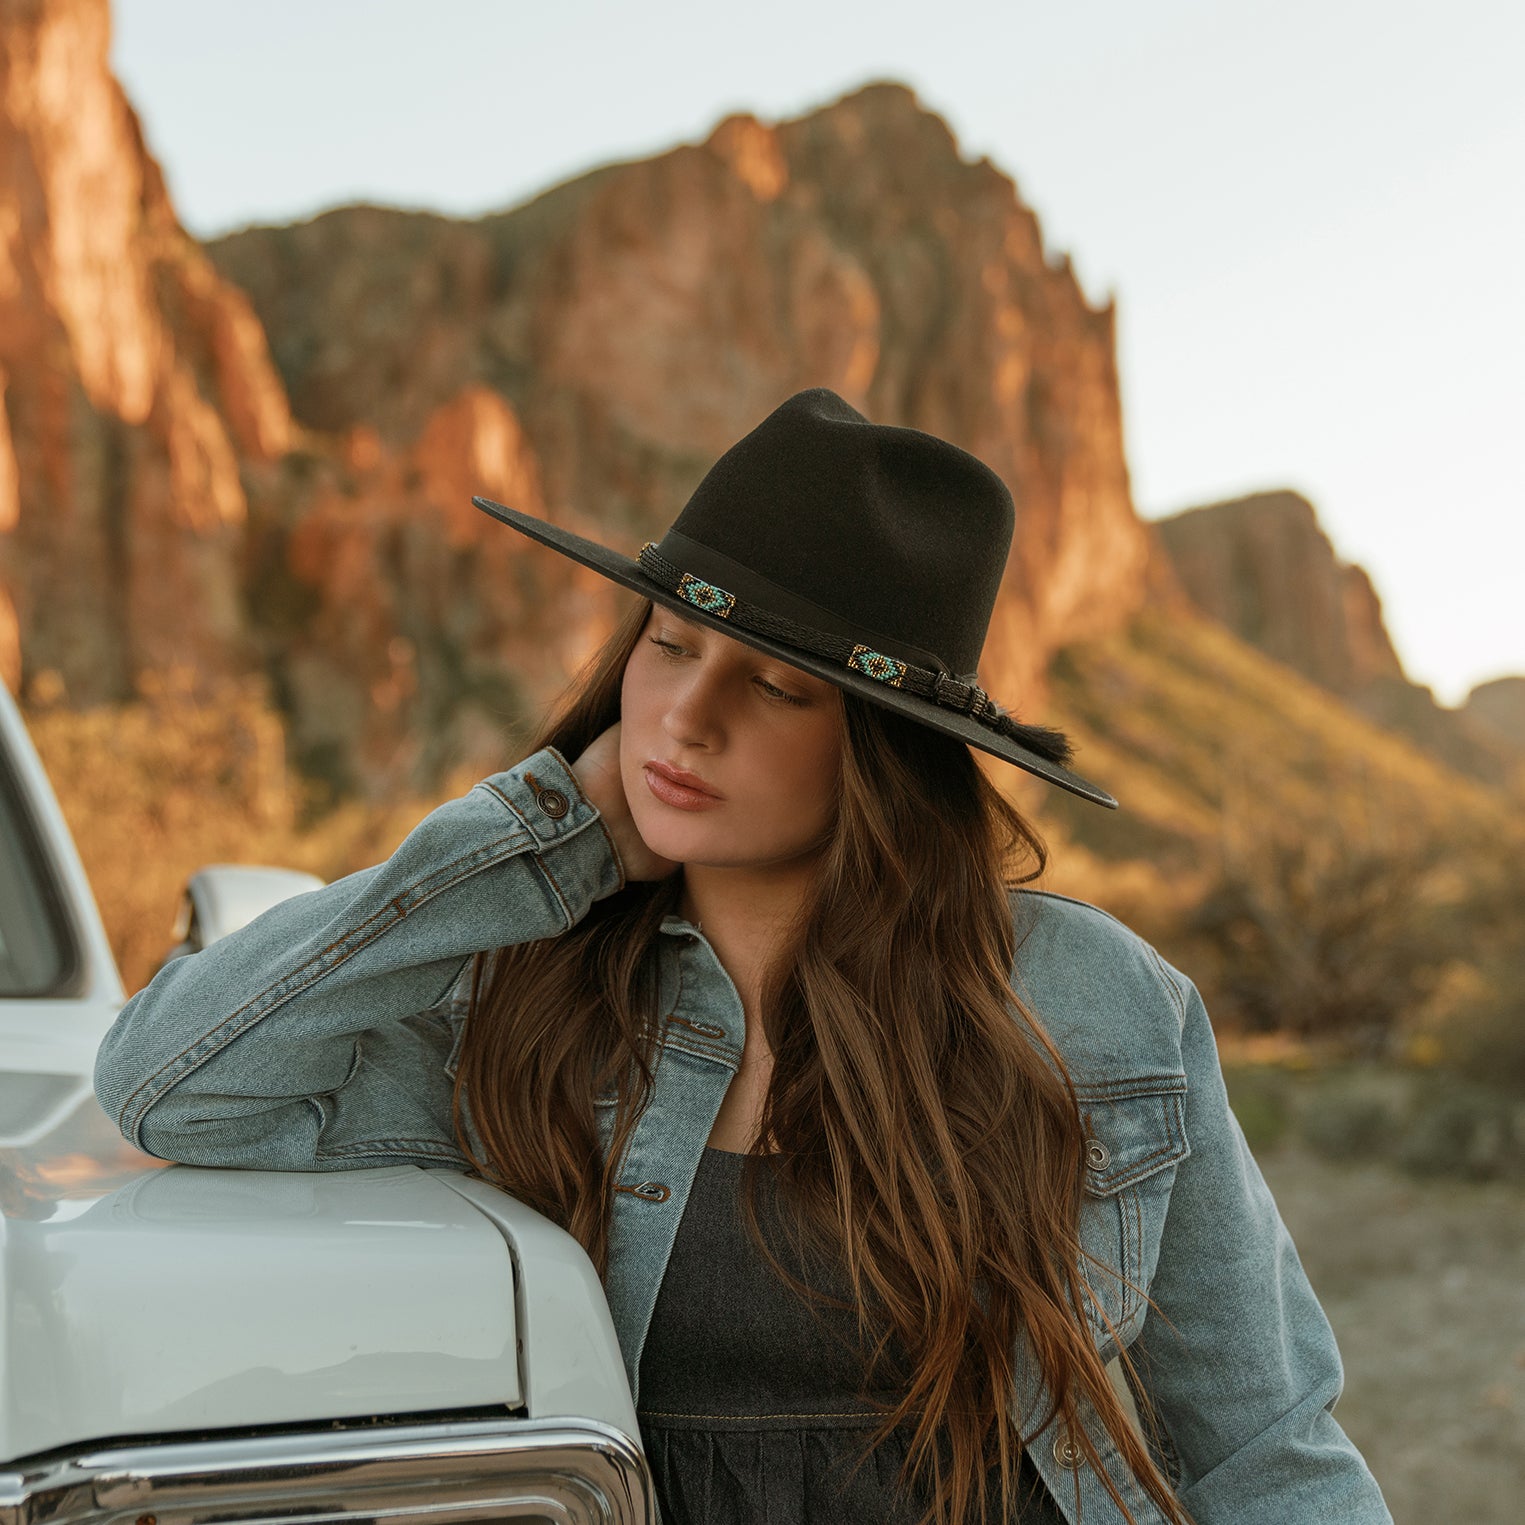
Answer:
[{"xmin": 93, "ymin": 746, "xmax": 624, "ymax": 1169}]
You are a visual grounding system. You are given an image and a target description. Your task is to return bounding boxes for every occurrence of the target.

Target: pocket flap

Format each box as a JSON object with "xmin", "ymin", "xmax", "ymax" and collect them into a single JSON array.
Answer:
[{"xmin": 1075, "ymin": 1074, "xmax": 1190, "ymax": 1195}]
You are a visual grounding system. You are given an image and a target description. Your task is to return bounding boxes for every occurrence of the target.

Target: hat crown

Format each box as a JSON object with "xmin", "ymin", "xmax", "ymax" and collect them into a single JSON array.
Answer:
[{"xmin": 657, "ymin": 389, "xmax": 1013, "ymax": 678}]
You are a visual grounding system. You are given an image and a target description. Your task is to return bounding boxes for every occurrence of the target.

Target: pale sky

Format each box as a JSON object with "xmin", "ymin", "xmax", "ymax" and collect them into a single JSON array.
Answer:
[{"xmin": 112, "ymin": 0, "xmax": 1525, "ymax": 705}]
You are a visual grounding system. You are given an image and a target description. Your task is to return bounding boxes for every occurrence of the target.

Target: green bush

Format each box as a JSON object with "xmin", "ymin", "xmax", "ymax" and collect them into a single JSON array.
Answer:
[
  {"xmin": 1300, "ymin": 1090, "xmax": 1399, "ymax": 1163},
  {"xmin": 1394, "ymin": 1082, "xmax": 1525, "ymax": 1182},
  {"xmin": 1223, "ymin": 1065, "xmax": 1296, "ymax": 1152}
]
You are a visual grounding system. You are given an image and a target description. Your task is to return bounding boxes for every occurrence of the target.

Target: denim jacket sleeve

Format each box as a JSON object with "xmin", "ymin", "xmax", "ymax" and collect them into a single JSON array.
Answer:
[
  {"xmin": 1124, "ymin": 959, "xmax": 1391, "ymax": 1522},
  {"xmin": 93, "ymin": 747, "xmax": 624, "ymax": 1171}
]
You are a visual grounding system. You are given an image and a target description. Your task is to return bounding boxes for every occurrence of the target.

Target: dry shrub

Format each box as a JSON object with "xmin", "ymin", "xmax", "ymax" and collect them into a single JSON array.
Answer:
[
  {"xmin": 1413, "ymin": 838, "xmax": 1525, "ymax": 1096},
  {"xmin": 1187, "ymin": 832, "xmax": 1459, "ymax": 1057},
  {"xmin": 1431, "ymin": 956, "xmax": 1525, "ymax": 1097}
]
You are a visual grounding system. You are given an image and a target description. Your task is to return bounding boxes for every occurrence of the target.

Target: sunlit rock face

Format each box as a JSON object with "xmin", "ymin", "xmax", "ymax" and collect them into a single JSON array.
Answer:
[
  {"xmin": 0, "ymin": 0, "xmax": 290, "ymax": 701},
  {"xmin": 1153, "ymin": 490, "xmax": 1521, "ymax": 786},
  {"xmin": 210, "ymin": 81, "xmax": 1154, "ymax": 725},
  {"xmin": 248, "ymin": 387, "xmax": 621, "ymax": 801}
]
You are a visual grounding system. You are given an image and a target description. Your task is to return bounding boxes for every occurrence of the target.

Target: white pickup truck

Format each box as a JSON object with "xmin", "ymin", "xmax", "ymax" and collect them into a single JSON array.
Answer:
[{"xmin": 0, "ymin": 682, "xmax": 655, "ymax": 1525}]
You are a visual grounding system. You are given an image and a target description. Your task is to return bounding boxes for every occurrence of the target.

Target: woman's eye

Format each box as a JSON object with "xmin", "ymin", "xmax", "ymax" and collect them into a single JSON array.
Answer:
[
  {"xmin": 756, "ymin": 678, "xmax": 807, "ymax": 706},
  {"xmin": 648, "ymin": 635, "xmax": 805, "ymax": 705}
]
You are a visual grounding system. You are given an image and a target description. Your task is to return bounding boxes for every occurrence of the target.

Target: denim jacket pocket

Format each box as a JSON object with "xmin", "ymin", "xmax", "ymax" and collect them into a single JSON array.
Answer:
[{"xmin": 1075, "ymin": 1074, "xmax": 1190, "ymax": 1352}]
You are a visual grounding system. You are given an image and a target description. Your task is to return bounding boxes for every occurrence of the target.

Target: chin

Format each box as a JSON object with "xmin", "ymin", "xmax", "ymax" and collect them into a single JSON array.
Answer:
[
  {"xmin": 628, "ymin": 810, "xmax": 753, "ymax": 868},
  {"xmin": 642, "ymin": 817, "xmax": 830, "ymax": 876},
  {"xmin": 631, "ymin": 813, "xmax": 723, "ymax": 862}
]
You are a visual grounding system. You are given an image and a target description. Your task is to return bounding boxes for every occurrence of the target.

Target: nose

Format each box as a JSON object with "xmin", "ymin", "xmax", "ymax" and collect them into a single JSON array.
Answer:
[{"xmin": 661, "ymin": 661, "xmax": 728, "ymax": 749}]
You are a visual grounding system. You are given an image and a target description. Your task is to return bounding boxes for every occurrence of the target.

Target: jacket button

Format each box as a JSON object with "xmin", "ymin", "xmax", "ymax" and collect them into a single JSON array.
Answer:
[
  {"xmin": 1052, "ymin": 1431, "xmax": 1084, "ymax": 1469},
  {"xmin": 615, "ymin": 1181, "xmax": 672, "ymax": 1203},
  {"xmin": 535, "ymin": 787, "xmax": 569, "ymax": 820},
  {"xmin": 1084, "ymin": 1138, "xmax": 1111, "ymax": 1171}
]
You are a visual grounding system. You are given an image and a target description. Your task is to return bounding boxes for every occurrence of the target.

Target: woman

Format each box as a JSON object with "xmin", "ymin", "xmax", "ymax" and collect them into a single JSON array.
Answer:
[{"xmin": 95, "ymin": 390, "xmax": 1391, "ymax": 1524}]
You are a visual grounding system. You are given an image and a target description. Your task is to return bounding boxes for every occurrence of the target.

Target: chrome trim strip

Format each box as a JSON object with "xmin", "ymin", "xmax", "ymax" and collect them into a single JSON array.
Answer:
[{"xmin": 0, "ymin": 1416, "xmax": 653, "ymax": 1525}]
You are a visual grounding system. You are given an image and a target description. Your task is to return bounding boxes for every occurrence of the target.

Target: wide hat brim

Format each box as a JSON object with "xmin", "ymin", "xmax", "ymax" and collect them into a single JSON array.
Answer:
[{"xmin": 472, "ymin": 496, "xmax": 1118, "ymax": 810}]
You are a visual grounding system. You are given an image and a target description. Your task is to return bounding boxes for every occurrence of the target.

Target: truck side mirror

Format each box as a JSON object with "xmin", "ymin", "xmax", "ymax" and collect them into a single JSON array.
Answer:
[{"xmin": 162, "ymin": 865, "xmax": 327, "ymax": 966}]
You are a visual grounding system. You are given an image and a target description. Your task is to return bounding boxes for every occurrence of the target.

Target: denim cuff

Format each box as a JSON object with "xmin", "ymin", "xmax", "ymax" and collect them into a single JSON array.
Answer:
[{"xmin": 473, "ymin": 746, "xmax": 626, "ymax": 914}]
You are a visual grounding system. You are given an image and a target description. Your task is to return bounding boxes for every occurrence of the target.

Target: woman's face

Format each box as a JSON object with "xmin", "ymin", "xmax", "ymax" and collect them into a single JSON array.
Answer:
[{"xmin": 619, "ymin": 603, "xmax": 845, "ymax": 871}]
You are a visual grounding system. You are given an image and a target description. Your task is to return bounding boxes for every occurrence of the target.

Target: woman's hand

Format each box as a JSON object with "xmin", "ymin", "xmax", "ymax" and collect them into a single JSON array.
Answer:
[{"xmin": 570, "ymin": 723, "xmax": 681, "ymax": 884}]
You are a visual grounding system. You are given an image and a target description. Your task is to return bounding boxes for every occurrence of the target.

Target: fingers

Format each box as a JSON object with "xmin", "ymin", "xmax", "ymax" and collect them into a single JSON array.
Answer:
[{"xmin": 570, "ymin": 724, "xmax": 679, "ymax": 883}]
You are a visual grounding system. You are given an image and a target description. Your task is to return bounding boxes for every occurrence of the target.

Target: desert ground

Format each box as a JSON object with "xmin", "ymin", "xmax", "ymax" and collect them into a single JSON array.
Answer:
[{"xmin": 1258, "ymin": 1146, "xmax": 1525, "ymax": 1523}]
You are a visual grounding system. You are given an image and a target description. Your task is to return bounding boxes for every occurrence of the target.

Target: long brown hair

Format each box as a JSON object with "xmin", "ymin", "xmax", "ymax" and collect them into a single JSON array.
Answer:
[{"xmin": 454, "ymin": 598, "xmax": 1188, "ymax": 1525}]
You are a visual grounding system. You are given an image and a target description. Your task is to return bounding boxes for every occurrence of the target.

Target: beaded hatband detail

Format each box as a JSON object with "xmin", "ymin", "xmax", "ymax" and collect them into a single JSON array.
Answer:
[
  {"xmin": 848, "ymin": 646, "xmax": 907, "ymax": 688},
  {"xmin": 676, "ymin": 572, "xmax": 736, "ymax": 618}
]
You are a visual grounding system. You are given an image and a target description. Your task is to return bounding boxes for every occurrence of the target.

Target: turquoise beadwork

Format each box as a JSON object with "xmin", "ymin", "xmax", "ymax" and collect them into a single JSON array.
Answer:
[
  {"xmin": 677, "ymin": 572, "xmax": 736, "ymax": 618},
  {"xmin": 848, "ymin": 645, "xmax": 907, "ymax": 687}
]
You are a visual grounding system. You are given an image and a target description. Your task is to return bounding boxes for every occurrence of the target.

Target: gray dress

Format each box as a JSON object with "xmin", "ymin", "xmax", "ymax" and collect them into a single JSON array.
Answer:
[{"xmin": 637, "ymin": 1145, "xmax": 1065, "ymax": 1523}]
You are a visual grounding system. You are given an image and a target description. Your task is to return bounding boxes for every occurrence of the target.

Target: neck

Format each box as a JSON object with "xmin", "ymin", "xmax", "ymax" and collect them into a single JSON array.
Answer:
[{"xmin": 678, "ymin": 859, "xmax": 815, "ymax": 1014}]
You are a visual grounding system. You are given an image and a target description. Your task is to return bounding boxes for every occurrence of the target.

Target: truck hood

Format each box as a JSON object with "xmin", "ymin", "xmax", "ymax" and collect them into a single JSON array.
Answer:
[{"xmin": 0, "ymin": 1082, "xmax": 633, "ymax": 1464}]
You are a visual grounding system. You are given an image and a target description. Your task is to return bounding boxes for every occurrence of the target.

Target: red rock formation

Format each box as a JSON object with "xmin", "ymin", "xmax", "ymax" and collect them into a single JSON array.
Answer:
[
  {"xmin": 1462, "ymin": 677, "xmax": 1525, "ymax": 753},
  {"xmin": 1153, "ymin": 490, "xmax": 1520, "ymax": 786},
  {"xmin": 210, "ymin": 82, "xmax": 1154, "ymax": 723},
  {"xmin": 253, "ymin": 388, "xmax": 620, "ymax": 799},
  {"xmin": 1152, "ymin": 491, "xmax": 1404, "ymax": 695},
  {"xmin": 0, "ymin": 0, "xmax": 290, "ymax": 702}
]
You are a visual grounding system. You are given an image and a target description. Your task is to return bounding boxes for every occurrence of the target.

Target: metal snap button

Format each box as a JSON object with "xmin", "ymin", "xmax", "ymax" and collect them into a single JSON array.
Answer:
[
  {"xmin": 535, "ymin": 787, "xmax": 569, "ymax": 820},
  {"xmin": 1084, "ymin": 1138, "xmax": 1111, "ymax": 1171},
  {"xmin": 615, "ymin": 1181, "xmax": 671, "ymax": 1203},
  {"xmin": 1052, "ymin": 1431, "xmax": 1084, "ymax": 1469}
]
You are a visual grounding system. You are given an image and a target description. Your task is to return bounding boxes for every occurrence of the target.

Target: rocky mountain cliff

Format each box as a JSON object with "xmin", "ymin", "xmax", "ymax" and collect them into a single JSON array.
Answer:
[
  {"xmin": 1461, "ymin": 675, "xmax": 1525, "ymax": 753},
  {"xmin": 1153, "ymin": 492, "xmax": 1401, "ymax": 694},
  {"xmin": 0, "ymin": 0, "xmax": 290, "ymax": 702},
  {"xmin": 208, "ymin": 83, "xmax": 1158, "ymax": 783},
  {"xmin": 0, "ymin": 0, "xmax": 1160, "ymax": 798},
  {"xmin": 1153, "ymin": 491, "xmax": 1519, "ymax": 788}
]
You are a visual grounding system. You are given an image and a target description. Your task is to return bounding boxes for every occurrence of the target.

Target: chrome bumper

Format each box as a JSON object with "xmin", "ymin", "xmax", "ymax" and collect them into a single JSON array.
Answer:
[{"xmin": 0, "ymin": 1415, "xmax": 654, "ymax": 1525}]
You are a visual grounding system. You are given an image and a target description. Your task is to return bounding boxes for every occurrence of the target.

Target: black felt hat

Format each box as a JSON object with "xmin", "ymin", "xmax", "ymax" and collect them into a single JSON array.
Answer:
[{"xmin": 472, "ymin": 388, "xmax": 1116, "ymax": 808}]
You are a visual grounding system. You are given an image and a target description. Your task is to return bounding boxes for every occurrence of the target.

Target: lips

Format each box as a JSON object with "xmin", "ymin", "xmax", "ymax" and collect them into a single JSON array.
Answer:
[
  {"xmin": 646, "ymin": 760, "xmax": 722, "ymax": 798},
  {"xmin": 643, "ymin": 760, "xmax": 724, "ymax": 812}
]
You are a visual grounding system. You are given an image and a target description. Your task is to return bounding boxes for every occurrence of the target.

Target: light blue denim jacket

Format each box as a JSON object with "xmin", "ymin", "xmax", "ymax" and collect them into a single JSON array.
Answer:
[{"xmin": 95, "ymin": 747, "xmax": 1391, "ymax": 1524}]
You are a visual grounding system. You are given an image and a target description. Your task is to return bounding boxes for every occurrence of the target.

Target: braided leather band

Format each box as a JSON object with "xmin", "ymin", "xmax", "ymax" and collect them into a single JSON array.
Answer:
[{"xmin": 638, "ymin": 542, "xmax": 1004, "ymax": 725}]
